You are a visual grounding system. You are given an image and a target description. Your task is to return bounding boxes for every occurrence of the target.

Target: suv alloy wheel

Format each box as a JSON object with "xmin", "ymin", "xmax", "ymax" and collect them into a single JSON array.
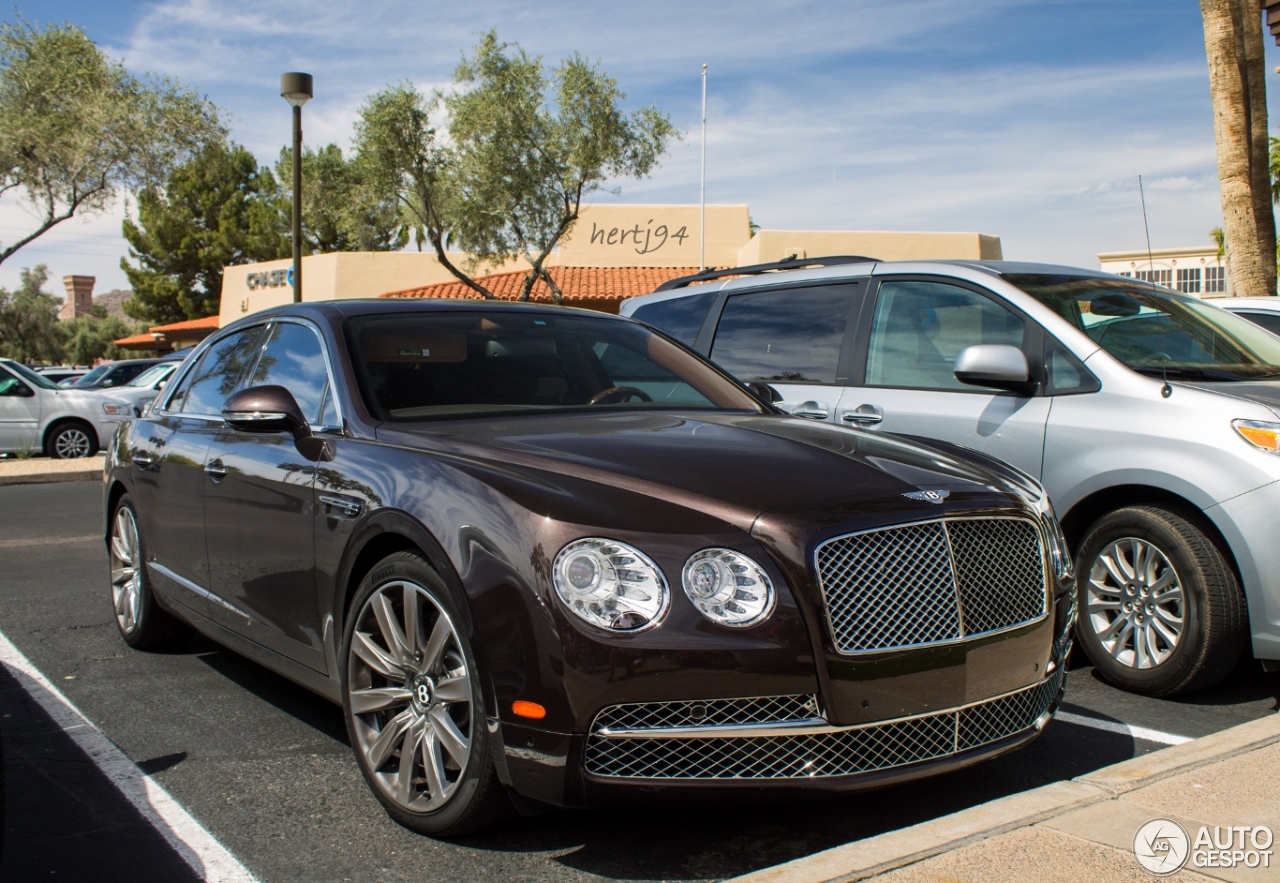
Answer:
[{"xmin": 1074, "ymin": 506, "xmax": 1248, "ymax": 696}]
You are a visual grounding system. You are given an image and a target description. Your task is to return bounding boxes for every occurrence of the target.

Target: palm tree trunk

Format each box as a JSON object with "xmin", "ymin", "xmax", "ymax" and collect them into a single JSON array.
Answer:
[
  {"xmin": 1242, "ymin": 0, "xmax": 1277, "ymax": 292},
  {"xmin": 1202, "ymin": 0, "xmax": 1273, "ymax": 297}
]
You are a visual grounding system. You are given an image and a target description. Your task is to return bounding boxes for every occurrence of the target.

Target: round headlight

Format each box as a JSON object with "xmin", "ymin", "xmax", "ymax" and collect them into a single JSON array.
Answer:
[
  {"xmin": 552, "ymin": 538, "xmax": 669, "ymax": 632},
  {"xmin": 681, "ymin": 549, "xmax": 775, "ymax": 627}
]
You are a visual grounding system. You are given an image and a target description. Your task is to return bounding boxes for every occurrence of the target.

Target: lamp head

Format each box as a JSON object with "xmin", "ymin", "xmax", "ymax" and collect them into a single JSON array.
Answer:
[{"xmin": 280, "ymin": 72, "xmax": 313, "ymax": 108}]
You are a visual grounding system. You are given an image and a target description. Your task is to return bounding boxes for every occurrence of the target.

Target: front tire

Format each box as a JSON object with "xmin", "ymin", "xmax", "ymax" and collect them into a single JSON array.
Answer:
[
  {"xmin": 342, "ymin": 552, "xmax": 511, "ymax": 837},
  {"xmin": 109, "ymin": 495, "xmax": 187, "ymax": 649},
  {"xmin": 47, "ymin": 421, "xmax": 97, "ymax": 459},
  {"xmin": 1074, "ymin": 505, "xmax": 1247, "ymax": 697}
]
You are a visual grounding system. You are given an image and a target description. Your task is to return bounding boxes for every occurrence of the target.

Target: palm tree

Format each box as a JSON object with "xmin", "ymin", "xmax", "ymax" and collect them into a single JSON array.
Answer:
[{"xmin": 1201, "ymin": 0, "xmax": 1276, "ymax": 296}]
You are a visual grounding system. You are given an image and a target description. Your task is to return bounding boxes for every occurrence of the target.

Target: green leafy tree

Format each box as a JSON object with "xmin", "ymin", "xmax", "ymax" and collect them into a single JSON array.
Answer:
[
  {"xmin": 60, "ymin": 311, "xmax": 141, "ymax": 364},
  {"xmin": 0, "ymin": 265, "xmax": 62, "ymax": 362},
  {"xmin": 447, "ymin": 31, "xmax": 678, "ymax": 303},
  {"xmin": 122, "ymin": 142, "xmax": 288, "ymax": 324},
  {"xmin": 0, "ymin": 19, "xmax": 223, "ymax": 268},
  {"xmin": 353, "ymin": 85, "xmax": 487, "ymax": 295},
  {"xmin": 274, "ymin": 143, "xmax": 407, "ymax": 254}
]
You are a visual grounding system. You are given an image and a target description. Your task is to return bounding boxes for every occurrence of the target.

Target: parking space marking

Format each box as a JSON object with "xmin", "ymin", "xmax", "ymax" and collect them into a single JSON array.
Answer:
[
  {"xmin": 0, "ymin": 627, "xmax": 259, "ymax": 883},
  {"xmin": 1054, "ymin": 710, "xmax": 1191, "ymax": 746}
]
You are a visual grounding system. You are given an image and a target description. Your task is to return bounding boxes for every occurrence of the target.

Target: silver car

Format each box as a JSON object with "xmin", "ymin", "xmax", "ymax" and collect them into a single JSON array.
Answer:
[
  {"xmin": 623, "ymin": 259, "xmax": 1280, "ymax": 697},
  {"xmin": 0, "ymin": 358, "xmax": 131, "ymax": 458}
]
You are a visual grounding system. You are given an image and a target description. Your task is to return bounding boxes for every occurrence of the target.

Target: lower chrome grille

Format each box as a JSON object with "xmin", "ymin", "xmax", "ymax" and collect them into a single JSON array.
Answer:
[
  {"xmin": 584, "ymin": 671, "xmax": 1063, "ymax": 780},
  {"xmin": 593, "ymin": 695, "xmax": 819, "ymax": 732}
]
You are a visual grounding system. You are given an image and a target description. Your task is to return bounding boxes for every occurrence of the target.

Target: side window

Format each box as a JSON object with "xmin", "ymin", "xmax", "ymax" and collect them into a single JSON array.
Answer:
[
  {"xmin": 631, "ymin": 290, "xmax": 718, "ymax": 347},
  {"xmin": 709, "ymin": 286, "xmax": 857, "ymax": 384},
  {"xmin": 1044, "ymin": 337, "xmax": 1100, "ymax": 395},
  {"xmin": 246, "ymin": 322, "xmax": 330, "ymax": 424},
  {"xmin": 0, "ymin": 364, "xmax": 25, "ymax": 396},
  {"xmin": 866, "ymin": 280, "xmax": 1025, "ymax": 391},
  {"xmin": 172, "ymin": 327, "xmax": 266, "ymax": 415},
  {"xmin": 317, "ymin": 383, "xmax": 339, "ymax": 428},
  {"xmin": 1235, "ymin": 310, "xmax": 1280, "ymax": 336}
]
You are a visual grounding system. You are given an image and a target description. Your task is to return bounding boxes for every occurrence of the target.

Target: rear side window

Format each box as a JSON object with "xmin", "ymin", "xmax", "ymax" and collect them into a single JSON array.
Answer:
[
  {"xmin": 630, "ymin": 290, "xmax": 718, "ymax": 347},
  {"xmin": 1233, "ymin": 310, "xmax": 1280, "ymax": 336},
  {"xmin": 709, "ymin": 286, "xmax": 857, "ymax": 384},
  {"xmin": 170, "ymin": 327, "xmax": 266, "ymax": 416}
]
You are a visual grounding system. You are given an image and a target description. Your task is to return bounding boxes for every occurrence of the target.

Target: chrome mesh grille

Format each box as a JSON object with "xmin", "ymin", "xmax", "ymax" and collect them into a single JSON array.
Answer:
[
  {"xmin": 948, "ymin": 520, "xmax": 1047, "ymax": 635},
  {"xmin": 816, "ymin": 522, "xmax": 960, "ymax": 653},
  {"xmin": 593, "ymin": 695, "xmax": 819, "ymax": 732},
  {"xmin": 816, "ymin": 517, "xmax": 1047, "ymax": 654},
  {"xmin": 584, "ymin": 672, "xmax": 1062, "ymax": 779}
]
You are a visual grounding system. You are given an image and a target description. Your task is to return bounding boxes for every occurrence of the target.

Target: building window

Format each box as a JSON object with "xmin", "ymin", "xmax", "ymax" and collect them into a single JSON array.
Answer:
[
  {"xmin": 1176, "ymin": 268, "xmax": 1201, "ymax": 293},
  {"xmin": 1117, "ymin": 271, "xmax": 1132, "ymax": 278},
  {"xmin": 1135, "ymin": 269, "xmax": 1173, "ymax": 288},
  {"xmin": 1205, "ymin": 266, "xmax": 1226, "ymax": 293}
]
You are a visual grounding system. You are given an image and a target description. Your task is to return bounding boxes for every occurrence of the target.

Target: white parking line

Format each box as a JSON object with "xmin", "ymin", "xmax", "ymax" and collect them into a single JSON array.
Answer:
[
  {"xmin": 0, "ymin": 628, "xmax": 259, "ymax": 883},
  {"xmin": 1054, "ymin": 709, "xmax": 1192, "ymax": 746}
]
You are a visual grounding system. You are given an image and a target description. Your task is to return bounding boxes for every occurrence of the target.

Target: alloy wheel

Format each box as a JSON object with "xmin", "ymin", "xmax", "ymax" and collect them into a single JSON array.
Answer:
[
  {"xmin": 347, "ymin": 580, "xmax": 474, "ymax": 813},
  {"xmin": 54, "ymin": 427, "xmax": 91, "ymax": 459},
  {"xmin": 110, "ymin": 506, "xmax": 142, "ymax": 634},
  {"xmin": 1086, "ymin": 536, "xmax": 1184, "ymax": 669}
]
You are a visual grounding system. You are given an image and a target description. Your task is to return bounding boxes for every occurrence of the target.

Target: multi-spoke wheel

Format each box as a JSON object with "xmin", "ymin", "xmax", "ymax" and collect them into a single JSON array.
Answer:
[
  {"xmin": 342, "ymin": 552, "xmax": 511, "ymax": 836},
  {"xmin": 48, "ymin": 421, "xmax": 97, "ymax": 459},
  {"xmin": 109, "ymin": 494, "xmax": 186, "ymax": 649},
  {"xmin": 1074, "ymin": 506, "xmax": 1247, "ymax": 697}
]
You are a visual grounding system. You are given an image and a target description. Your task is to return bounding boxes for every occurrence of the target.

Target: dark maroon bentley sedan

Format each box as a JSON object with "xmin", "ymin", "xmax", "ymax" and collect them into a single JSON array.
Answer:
[{"xmin": 104, "ymin": 300, "xmax": 1075, "ymax": 836}]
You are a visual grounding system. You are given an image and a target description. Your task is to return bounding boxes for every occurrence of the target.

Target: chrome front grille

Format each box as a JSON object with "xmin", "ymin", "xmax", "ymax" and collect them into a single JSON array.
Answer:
[
  {"xmin": 816, "ymin": 517, "xmax": 1048, "ymax": 654},
  {"xmin": 584, "ymin": 672, "xmax": 1063, "ymax": 780},
  {"xmin": 593, "ymin": 695, "xmax": 819, "ymax": 732}
]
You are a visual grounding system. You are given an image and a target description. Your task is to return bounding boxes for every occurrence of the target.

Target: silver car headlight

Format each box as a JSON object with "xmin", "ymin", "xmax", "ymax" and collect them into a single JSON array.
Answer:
[
  {"xmin": 552, "ymin": 538, "xmax": 669, "ymax": 632},
  {"xmin": 681, "ymin": 549, "xmax": 776, "ymax": 627},
  {"xmin": 101, "ymin": 401, "xmax": 132, "ymax": 417}
]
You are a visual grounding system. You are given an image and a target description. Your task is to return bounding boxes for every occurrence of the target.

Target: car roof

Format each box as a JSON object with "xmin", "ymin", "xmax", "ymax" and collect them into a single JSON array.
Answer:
[
  {"xmin": 1218, "ymin": 297, "xmax": 1280, "ymax": 311},
  {"xmin": 221, "ymin": 298, "xmax": 631, "ymax": 331}
]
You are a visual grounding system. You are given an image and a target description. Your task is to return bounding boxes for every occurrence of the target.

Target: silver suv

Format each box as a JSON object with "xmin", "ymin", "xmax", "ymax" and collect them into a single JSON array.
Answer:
[{"xmin": 622, "ymin": 258, "xmax": 1280, "ymax": 697}]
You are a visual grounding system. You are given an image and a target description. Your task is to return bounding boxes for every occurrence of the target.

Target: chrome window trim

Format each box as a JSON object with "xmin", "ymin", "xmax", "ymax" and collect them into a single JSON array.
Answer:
[
  {"xmin": 154, "ymin": 317, "xmax": 345, "ymax": 433},
  {"xmin": 813, "ymin": 514, "xmax": 1052, "ymax": 656}
]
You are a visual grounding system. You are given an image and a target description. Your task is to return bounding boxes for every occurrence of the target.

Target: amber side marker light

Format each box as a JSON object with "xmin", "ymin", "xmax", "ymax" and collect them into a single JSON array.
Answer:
[{"xmin": 512, "ymin": 700, "xmax": 546, "ymax": 719}]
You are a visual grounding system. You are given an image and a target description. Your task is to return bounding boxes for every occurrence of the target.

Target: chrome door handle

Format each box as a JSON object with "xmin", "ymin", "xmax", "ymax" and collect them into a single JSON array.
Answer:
[
  {"xmin": 131, "ymin": 453, "xmax": 155, "ymax": 469},
  {"xmin": 319, "ymin": 494, "xmax": 363, "ymax": 518},
  {"xmin": 204, "ymin": 458, "xmax": 227, "ymax": 482},
  {"xmin": 841, "ymin": 405, "xmax": 884, "ymax": 425},
  {"xmin": 791, "ymin": 401, "xmax": 830, "ymax": 420}
]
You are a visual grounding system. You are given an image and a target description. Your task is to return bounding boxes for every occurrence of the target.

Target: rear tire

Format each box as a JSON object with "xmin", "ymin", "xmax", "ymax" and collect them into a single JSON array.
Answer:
[
  {"xmin": 109, "ymin": 494, "xmax": 187, "ymax": 649},
  {"xmin": 1074, "ymin": 505, "xmax": 1247, "ymax": 697},
  {"xmin": 342, "ymin": 552, "xmax": 512, "ymax": 837}
]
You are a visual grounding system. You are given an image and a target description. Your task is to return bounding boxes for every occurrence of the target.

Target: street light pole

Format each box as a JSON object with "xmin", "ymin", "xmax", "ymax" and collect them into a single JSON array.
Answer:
[
  {"xmin": 280, "ymin": 72, "xmax": 313, "ymax": 304},
  {"xmin": 700, "ymin": 63, "xmax": 707, "ymax": 272}
]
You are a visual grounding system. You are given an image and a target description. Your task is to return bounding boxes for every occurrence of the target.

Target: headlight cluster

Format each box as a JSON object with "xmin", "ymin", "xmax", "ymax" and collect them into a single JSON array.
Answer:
[
  {"xmin": 101, "ymin": 402, "xmax": 133, "ymax": 417},
  {"xmin": 552, "ymin": 538, "xmax": 776, "ymax": 633},
  {"xmin": 1233, "ymin": 419, "xmax": 1280, "ymax": 454}
]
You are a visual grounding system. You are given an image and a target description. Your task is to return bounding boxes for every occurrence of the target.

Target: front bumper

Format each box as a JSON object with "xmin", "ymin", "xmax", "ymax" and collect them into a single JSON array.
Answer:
[{"xmin": 1207, "ymin": 479, "xmax": 1280, "ymax": 661}]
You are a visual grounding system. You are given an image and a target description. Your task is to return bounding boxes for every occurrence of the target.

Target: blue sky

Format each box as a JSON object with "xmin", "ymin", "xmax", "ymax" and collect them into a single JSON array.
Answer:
[{"xmin": 6, "ymin": 0, "xmax": 1280, "ymax": 297}]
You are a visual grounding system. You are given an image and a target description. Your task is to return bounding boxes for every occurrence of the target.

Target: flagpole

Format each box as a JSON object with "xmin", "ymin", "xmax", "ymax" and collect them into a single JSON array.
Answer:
[{"xmin": 700, "ymin": 63, "xmax": 707, "ymax": 271}]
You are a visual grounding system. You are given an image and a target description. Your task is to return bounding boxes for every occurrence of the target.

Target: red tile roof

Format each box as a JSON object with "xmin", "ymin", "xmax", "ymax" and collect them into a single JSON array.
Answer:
[
  {"xmin": 381, "ymin": 266, "xmax": 702, "ymax": 304},
  {"xmin": 149, "ymin": 315, "xmax": 220, "ymax": 333},
  {"xmin": 112, "ymin": 333, "xmax": 158, "ymax": 348}
]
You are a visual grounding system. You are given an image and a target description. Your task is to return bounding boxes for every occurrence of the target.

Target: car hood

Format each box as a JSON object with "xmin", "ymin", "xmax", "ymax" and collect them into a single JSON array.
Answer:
[
  {"xmin": 1179, "ymin": 380, "xmax": 1280, "ymax": 419},
  {"xmin": 377, "ymin": 412, "xmax": 1023, "ymax": 529}
]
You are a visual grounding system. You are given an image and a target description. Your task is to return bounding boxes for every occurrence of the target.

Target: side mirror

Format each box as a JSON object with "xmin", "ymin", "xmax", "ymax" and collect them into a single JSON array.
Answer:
[
  {"xmin": 953, "ymin": 345, "xmax": 1034, "ymax": 394},
  {"xmin": 744, "ymin": 381, "xmax": 782, "ymax": 404},
  {"xmin": 101, "ymin": 379, "xmax": 115, "ymax": 387},
  {"xmin": 156, "ymin": 379, "xmax": 167, "ymax": 390},
  {"xmin": 223, "ymin": 385, "xmax": 332, "ymax": 462}
]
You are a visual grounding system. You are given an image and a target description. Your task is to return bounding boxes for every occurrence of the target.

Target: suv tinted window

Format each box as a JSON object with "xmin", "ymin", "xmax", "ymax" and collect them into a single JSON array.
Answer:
[
  {"xmin": 171, "ymin": 327, "xmax": 266, "ymax": 415},
  {"xmin": 866, "ymin": 280, "xmax": 1025, "ymax": 391},
  {"xmin": 1232, "ymin": 310, "xmax": 1280, "ymax": 336},
  {"xmin": 709, "ymin": 286, "xmax": 856, "ymax": 384},
  {"xmin": 631, "ymin": 290, "xmax": 718, "ymax": 346},
  {"xmin": 246, "ymin": 322, "xmax": 329, "ymax": 423},
  {"xmin": 102, "ymin": 362, "xmax": 150, "ymax": 387}
]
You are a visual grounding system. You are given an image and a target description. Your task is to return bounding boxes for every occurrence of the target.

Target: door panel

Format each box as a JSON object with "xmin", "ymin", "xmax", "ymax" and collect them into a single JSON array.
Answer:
[
  {"xmin": 853, "ymin": 278, "xmax": 1049, "ymax": 477},
  {"xmin": 0, "ymin": 366, "xmax": 40, "ymax": 451}
]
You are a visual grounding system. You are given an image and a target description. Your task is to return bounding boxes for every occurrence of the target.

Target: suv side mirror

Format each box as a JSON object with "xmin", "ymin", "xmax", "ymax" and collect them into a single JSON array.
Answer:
[{"xmin": 953, "ymin": 345, "xmax": 1034, "ymax": 394}]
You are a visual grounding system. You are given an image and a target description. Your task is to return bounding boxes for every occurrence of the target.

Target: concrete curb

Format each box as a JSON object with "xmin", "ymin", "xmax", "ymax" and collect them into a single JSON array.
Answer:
[
  {"xmin": 730, "ymin": 712, "xmax": 1280, "ymax": 883},
  {"xmin": 0, "ymin": 456, "xmax": 104, "ymax": 487}
]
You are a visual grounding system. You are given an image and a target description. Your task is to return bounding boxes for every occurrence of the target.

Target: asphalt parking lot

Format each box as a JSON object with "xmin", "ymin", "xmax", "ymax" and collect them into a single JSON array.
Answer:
[{"xmin": 2, "ymin": 481, "xmax": 1277, "ymax": 883}]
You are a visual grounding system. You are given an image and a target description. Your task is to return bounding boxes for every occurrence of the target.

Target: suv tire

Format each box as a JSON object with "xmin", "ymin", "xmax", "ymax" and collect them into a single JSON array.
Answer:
[{"xmin": 1075, "ymin": 505, "xmax": 1247, "ymax": 697}]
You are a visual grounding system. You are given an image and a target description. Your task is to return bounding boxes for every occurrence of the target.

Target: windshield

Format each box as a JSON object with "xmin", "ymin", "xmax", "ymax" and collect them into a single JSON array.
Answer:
[
  {"xmin": 349, "ymin": 311, "xmax": 764, "ymax": 421},
  {"xmin": 6, "ymin": 361, "xmax": 59, "ymax": 390},
  {"xmin": 73, "ymin": 363, "xmax": 112, "ymax": 387},
  {"xmin": 128, "ymin": 362, "xmax": 175, "ymax": 388},
  {"xmin": 1006, "ymin": 274, "xmax": 1280, "ymax": 381}
]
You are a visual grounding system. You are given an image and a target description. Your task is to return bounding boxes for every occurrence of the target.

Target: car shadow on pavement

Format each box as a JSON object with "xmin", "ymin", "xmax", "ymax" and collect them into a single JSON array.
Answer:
[{"xmin": 0, "ymin": 664, "xmax": 203, "ymax": 883}]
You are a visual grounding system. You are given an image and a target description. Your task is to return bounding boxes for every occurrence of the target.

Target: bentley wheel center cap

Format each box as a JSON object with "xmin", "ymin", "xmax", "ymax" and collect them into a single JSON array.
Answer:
[{"xmin": 410, "ymin": 675, "xmax": 435, "ymax": 713}]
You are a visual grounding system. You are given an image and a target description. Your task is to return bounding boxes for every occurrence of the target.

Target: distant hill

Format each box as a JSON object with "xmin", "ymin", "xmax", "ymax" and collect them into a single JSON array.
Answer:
[{"xmin": 93, "ymin": 289, "xmax": 133, "ymax": 319}]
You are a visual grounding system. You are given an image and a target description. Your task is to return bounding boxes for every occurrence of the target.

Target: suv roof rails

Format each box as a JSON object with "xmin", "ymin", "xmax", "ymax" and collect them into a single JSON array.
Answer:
[{"xmin": 654, "ymin": 254, "xmax": 879, "ymax": 292}]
